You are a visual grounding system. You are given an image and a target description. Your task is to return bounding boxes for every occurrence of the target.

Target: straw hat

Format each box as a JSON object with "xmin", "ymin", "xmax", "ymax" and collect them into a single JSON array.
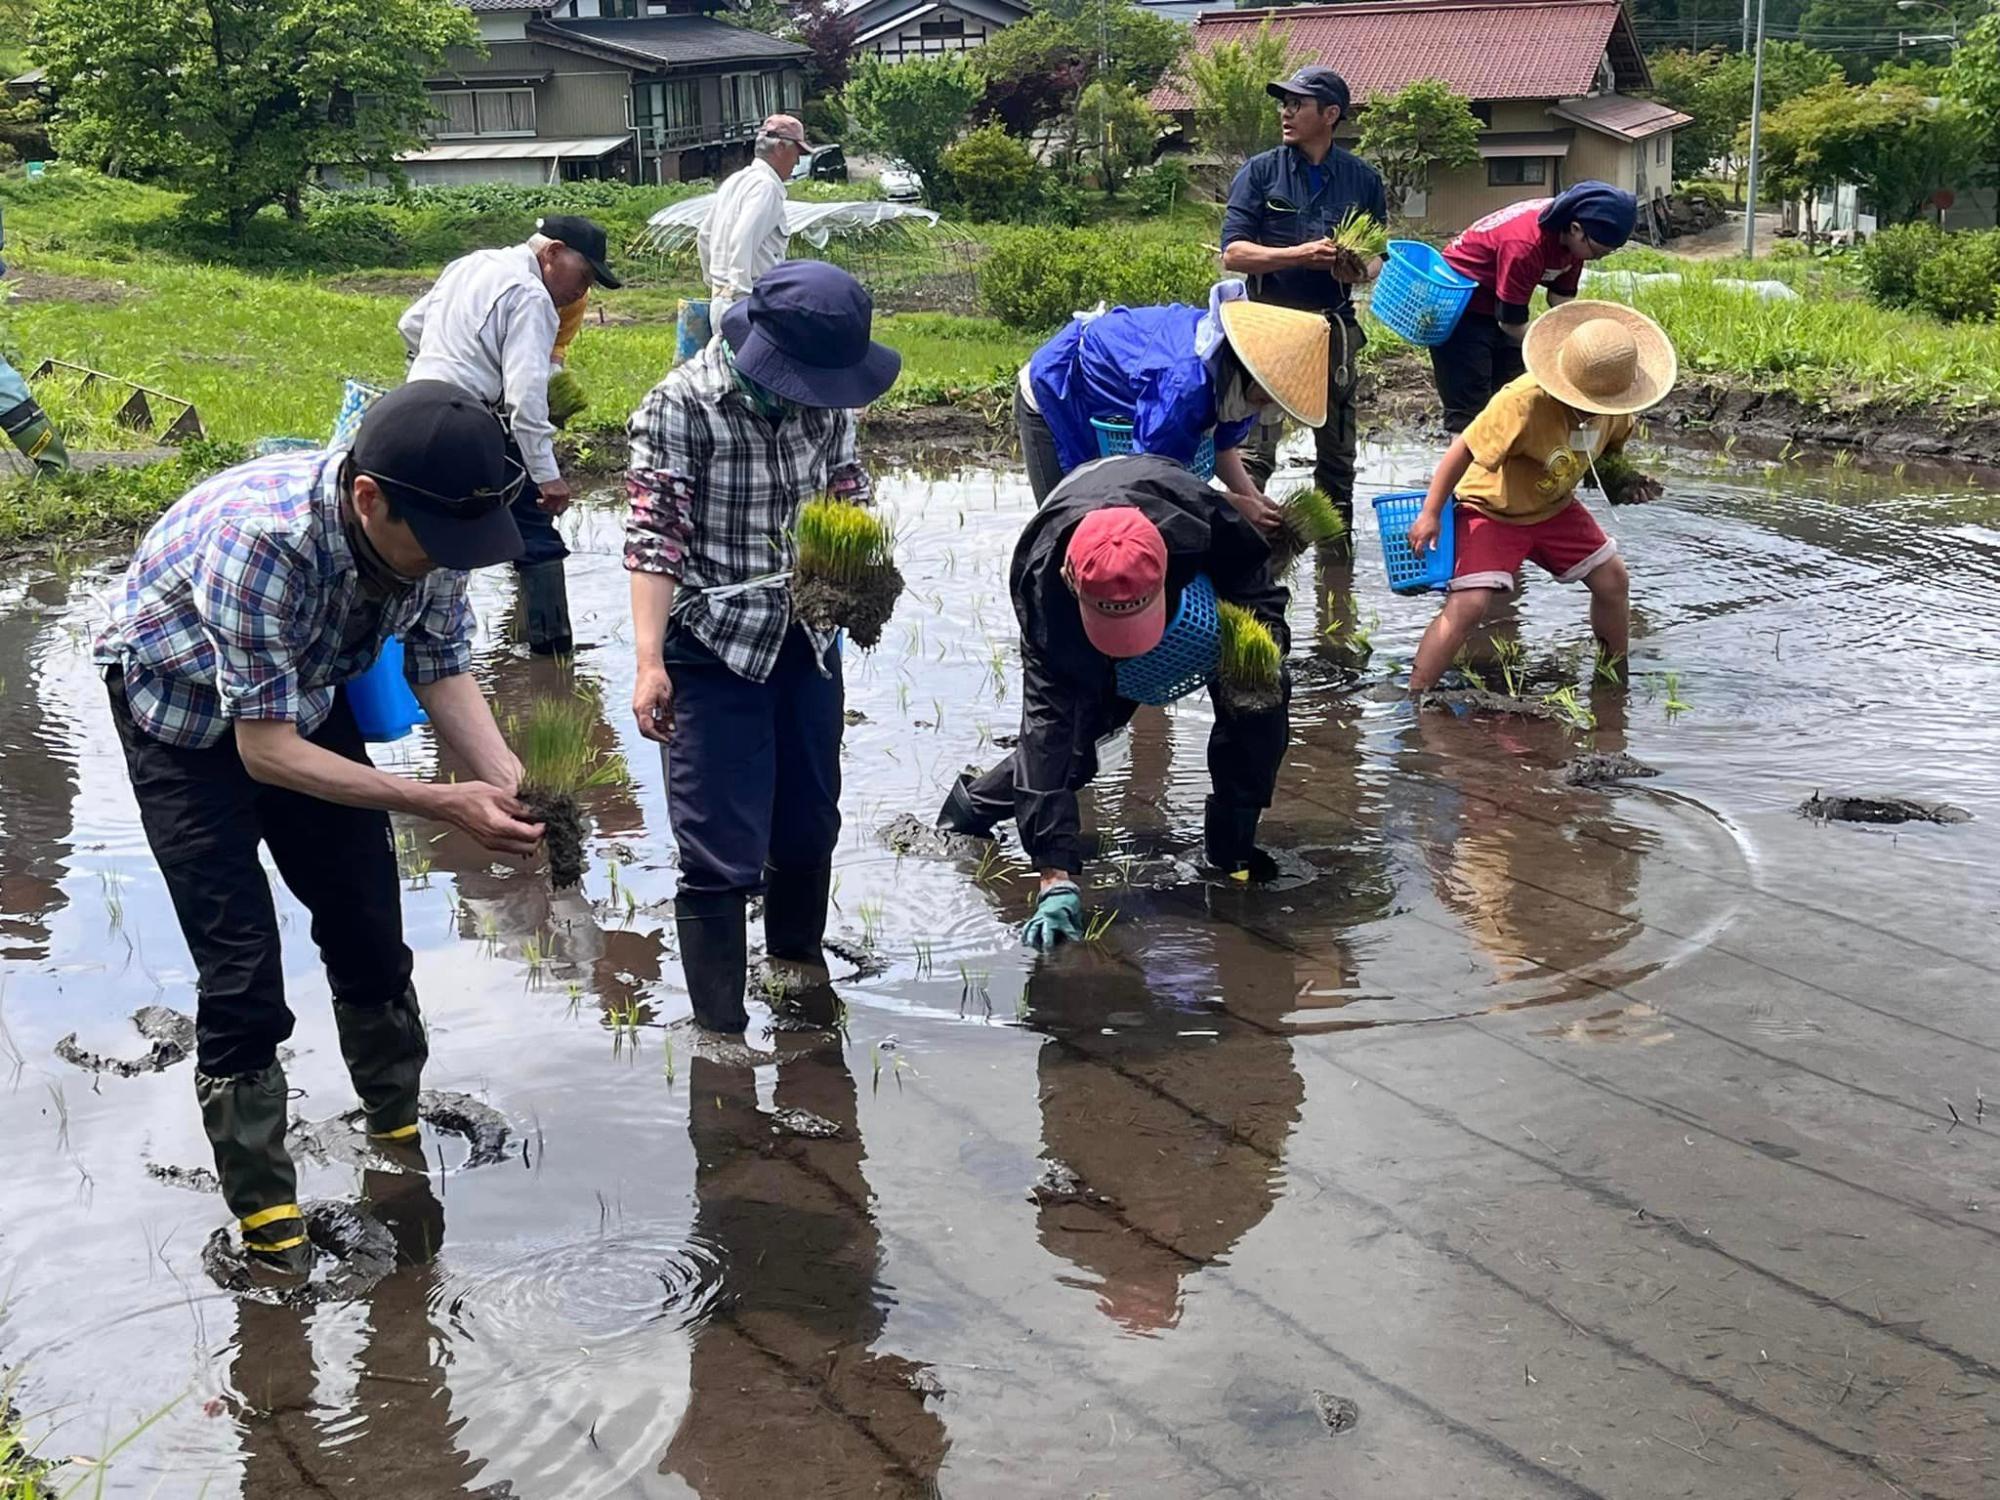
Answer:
[
  {"xmin": 1522, "ymin": 300, "xmax": 1677, "ymax": 417},
  {"xmin": 1217, "ymin": 301, "xmax": 1329, "ymax": 428}
]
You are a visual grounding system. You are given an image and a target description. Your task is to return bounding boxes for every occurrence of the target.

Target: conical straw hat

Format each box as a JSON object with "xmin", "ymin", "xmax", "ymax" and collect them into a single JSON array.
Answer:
[
  {"xmin": 1217, "ymin": 300, "xmax": 1329, "ymax": 429},
  {"xmin": 1522, "ymin": 300, "xmax": 1677, "ymax": 416}
]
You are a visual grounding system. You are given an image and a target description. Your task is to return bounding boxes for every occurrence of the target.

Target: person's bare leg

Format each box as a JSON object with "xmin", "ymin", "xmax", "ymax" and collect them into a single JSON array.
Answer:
[
  {"xmin": 1583, "ymin": 556, "xmax": 1630, "ymax": 674},
  {"xmin": 1411, "ymin": 587, "xmax": 1500, "ymax": 692}
]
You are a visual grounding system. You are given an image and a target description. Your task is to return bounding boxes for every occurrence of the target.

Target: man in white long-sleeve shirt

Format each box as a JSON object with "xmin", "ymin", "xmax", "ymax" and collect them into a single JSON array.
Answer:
[
  {"xmin": 399, "ymin": 214, "xmax": 621, "ymax": 654},
  {"xmin": 697, "ymin": 116, "xmax": 805, "ymax": 315}
]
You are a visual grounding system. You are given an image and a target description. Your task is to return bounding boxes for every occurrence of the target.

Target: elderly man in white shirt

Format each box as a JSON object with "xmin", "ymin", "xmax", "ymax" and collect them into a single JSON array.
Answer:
[
  {"xmin": 399, "ymin": 213, "xmax": 621, "ymax": 655},
  {"xmin": 697, "ymin": 115, "xmax": 806, "ymax": 315}
]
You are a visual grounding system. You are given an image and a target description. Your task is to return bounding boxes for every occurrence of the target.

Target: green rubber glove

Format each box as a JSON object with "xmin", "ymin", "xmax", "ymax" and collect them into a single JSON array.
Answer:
[{"xmin": 1022, "ymin": 881, "xmax": 1084, "ymax": 950}]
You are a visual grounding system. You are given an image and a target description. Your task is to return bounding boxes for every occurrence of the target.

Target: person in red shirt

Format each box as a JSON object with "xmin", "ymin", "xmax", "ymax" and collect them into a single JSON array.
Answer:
[{"xmin": 1431, "ymin": 181, "xmax": 1638, "ymax": 432}]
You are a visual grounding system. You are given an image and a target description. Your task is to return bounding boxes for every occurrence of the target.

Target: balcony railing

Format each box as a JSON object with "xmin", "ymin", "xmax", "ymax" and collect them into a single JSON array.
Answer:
[{"xmin": 635, "ymin": 117, "xmax": 761, "ymax": 152}]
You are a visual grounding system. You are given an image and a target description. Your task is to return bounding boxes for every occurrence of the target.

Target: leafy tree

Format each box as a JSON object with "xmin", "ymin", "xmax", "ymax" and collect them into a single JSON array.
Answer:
[
  {"xmin": 939, "ymin": 123, "xmax": 1046, "ymax": 219},
  {"xmin": 844, "ymin": 55, "xmax": 979, "ymax": 206},
  {"xmin": 1354, "ymin": 80, "xmax": 1481, "ymax": 218},
  {"xmin": 1794, "ymin": 0, "xmax": 1983, "ymax": 79},
  {"xmin": 972, "ymin": 0, "xmax": 1181, "ymax": 146},
  {"xmin": 1751, "ymin": 80, "xmax": 1982, "ymax": 226},
  {"xmin": 34, "ymin": 0, "xmax": 475, "ymax": 239},
  {"xmin": 1945, "ymin": 12, "xmax": 2000, "ymax": 192},
  {"xmin": 1184, "ymin": 19, "xmax": 1309, "ymax": 160},
  {"xmin": 1074, "ymin": 79, "xmax": 1160, "ymax": 195},
  {"xmin": 1648, "ymin": 43, "xmax": 1842, "ymax": 185},
  {"xmin": 793, "ymin": 0, "xmax": 860, "ymax": 98}
]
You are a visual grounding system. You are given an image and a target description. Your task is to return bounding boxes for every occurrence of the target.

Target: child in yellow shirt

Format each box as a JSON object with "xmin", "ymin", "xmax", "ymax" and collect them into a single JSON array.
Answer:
[{"xmin": 1407, "ymin": 301, "xmax": 1675, "ymax": 692}]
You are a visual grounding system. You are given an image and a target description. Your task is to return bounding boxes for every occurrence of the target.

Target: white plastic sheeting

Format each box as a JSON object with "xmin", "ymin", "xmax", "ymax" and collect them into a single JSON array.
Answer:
[{"xmin": 634, "ymin": 196, "xmax": 941, "ymax": 258}]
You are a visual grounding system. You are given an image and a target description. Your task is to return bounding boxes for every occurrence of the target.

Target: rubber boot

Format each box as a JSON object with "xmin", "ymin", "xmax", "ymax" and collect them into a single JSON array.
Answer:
[
  {"xmin": 763, "ymin": 862, "xmax": 838, "ymax": 1027},
  {"xmin": 937, "ymin": 769, "xmax": 1004, "ymax": 837},
  {"xmin": 332, "ymin": 986, "xmax": 429, "ymax": 1145},
  {"xmin": 196, "ymin": 1062, "xmax": 312, "ymax": 1275},
  {"xmin": 519, "ymin": 559, "xmax": 573, "ymax": 656},
  {"xmin": 0, "ymin": 397, "xmax": 69, "ymax": 474},
  {"xmin": 1203, "ymin": 796, "xmax": 1280, "ymax": 884},
  {"xmin": 675, "ymin": 889, "xmax": 749, "ymax": 1033}
]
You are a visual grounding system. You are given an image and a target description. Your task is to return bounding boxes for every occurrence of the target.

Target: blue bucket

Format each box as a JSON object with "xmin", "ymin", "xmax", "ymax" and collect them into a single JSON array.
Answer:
[
  {"xmin": 1371, "ymin": 241, "xmax": 1477, "ymax": 347},
  {"xmin": 676, "ymin": 298, "xmax": 713, "ymax": 364},
  {"xmin": 1115, "ymin": 573, "xmax": 1219, "ymax": 705},
  {"xmin": 345, "ymin": 637, "xmax": 427, "ymax": 743},
  {"xmin": 1090, "ymin": 418, "xmax": 1218, "ymax": 482},
  {"xmin": 330, "ymin": 378, "xmax": 387, "ymax": 450},
  {"xmin": 1371, "ymin": 491, "xmax": 1456, "ymax": 595}
]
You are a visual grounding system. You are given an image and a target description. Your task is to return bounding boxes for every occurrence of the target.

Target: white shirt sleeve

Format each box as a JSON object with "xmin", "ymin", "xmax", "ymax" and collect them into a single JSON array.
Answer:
[
  {"xmin": 708, "ymin": 170, "xmax": 790, "ymax": 300},
  {"xmin": 397, "ymin": 291, "xmax": 430, "ymax": 360},
  {"xmin": 496, "ymin": 286, "xmax": 563, "ymax": 484}
]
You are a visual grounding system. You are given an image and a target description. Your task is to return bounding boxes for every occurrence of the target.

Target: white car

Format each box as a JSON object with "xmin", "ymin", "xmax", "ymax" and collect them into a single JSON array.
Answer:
[{"xmin": 879, "ymin": 160, "xmax": 924, "ymax": 202}]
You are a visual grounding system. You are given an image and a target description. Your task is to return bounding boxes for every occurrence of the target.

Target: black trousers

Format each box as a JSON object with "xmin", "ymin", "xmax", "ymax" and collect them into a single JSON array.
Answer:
[
  {"xmin": 505, "ymin": 432, "xmax": 568, "ymax": 568},
  {"xmin": 108, "ymin": 674, "xmax": 413, "ymax": 1077},
  {"xmin": 1014, "ymin": 386, "xmax": 1067, "ymax": 506},
  {"xmin": 1429, "ymin": 313, "xmax": 1526, "ymax": 434},
  {"xmin": 1242, "ymin": 313, "xmax": 1363, "ymax": 528},
  {"xmin": 662, "ymin": 623, "xmax": 844, "ymax": 896}
]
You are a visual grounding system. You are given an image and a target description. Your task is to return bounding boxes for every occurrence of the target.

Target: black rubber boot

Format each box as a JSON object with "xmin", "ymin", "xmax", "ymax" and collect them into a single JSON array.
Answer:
[
  {"xmin": 937, "ymin": 769, "xmax": 1005, "ymax": 837},
  {"xmin": 0, "ymin": 396, "xmax": 69, "ymax": 474},
  {"xmin": 519, "ymin": 559, "xmax": 573, "ymax": 656},
  {"xmin": 763, "ymin": 862, "xmax": 832, "ymax": 970},
  {"xmin": 675, "ymin": 889, "xmax": 749, "ymax": 1033},
  {"xmin": 1203, "ymin": 796, "xmax": 1280, "ymax": 884},
  {"xmin": 332, "ymin": 986, "xmax": 429, "ymax": 1144},
  {"xmin": 196, "ymin": 1062, "xmax": 312, "ymax": 1275}
]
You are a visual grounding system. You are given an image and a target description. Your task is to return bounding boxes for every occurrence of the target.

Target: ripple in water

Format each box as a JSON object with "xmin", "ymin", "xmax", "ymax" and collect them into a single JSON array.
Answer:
[{"xmin": 446, "ymin": 1231, "xmax": 728, "ymax": 1353}]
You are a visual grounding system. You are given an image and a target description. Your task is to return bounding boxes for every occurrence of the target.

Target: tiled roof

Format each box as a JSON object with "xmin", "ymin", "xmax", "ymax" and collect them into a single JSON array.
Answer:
[
  {"xmin": 1151, "ymin": 0, "xmax": 1647, "ymax": 112},
  {"xmin": 1549, "ymin": 92, "xmax": 1693, "ymax": 138},
  {"xmin": 535, "ymin": 14, "xmax": 809, "ymax": 64},
  {"xmin": 463, "ymin": 0, "xmax": 552, "ymax": 12}
]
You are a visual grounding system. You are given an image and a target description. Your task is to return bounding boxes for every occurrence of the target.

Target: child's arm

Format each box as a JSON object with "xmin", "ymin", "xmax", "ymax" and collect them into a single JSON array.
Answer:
[{"xmin": 1409, "ymin": 436, "xmax": 1473, "ymax": 556}]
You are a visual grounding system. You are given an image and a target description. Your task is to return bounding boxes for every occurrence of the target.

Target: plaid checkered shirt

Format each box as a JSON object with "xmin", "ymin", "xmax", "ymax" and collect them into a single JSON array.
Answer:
[
  {"xmin": 93, "ymin": 450, "xmax": 475, "ymax": 749},
  {"xmin": 624, "ymin": 339, "xmax": 872, "ymax": 683}
]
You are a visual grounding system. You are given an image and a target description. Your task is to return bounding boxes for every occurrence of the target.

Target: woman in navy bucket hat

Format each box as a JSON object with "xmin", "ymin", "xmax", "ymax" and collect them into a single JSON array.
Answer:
[{"xmin": 625, "ymin": 261, "xmax": 900, "ymax": 1034}]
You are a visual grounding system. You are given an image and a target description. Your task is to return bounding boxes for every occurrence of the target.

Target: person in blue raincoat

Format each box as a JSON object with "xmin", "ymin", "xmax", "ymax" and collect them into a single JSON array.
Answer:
[{"xmin": 1012, "ymin": 282, "xmax": 1332, "ymax": 536}]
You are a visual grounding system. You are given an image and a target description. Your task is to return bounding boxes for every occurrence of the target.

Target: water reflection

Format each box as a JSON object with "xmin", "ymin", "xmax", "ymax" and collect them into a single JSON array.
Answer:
[
  {"xmin": 1021, "ymin": 936, "xmax": 1306, "ymax": 1335},
  {"xmin": 0, "ymin": 580, "xmax": 77, "ymax": 960},
  {"xmin": 663, "ymin": 1035, "xmax": 948, "ymax": 1496}
]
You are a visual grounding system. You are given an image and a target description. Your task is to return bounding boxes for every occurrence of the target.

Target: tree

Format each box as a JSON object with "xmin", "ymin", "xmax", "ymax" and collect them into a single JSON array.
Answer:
[
  {"xmin": 1752, "ymin": 80, "xmax": 1983, "ymax": 226},
  {"xmin": 1648, "ymin": 42, "xmax": 1842, "ymax": 186},
  {"xmin": 1354, "ymin": 80, "xmax": 1481, "ymax": 218},
  {"xmin": 793, "ymin": 0, "xmax": 859, "ymax": 98},
  {"xmin": 34, "ymin": 0, "xmax": 475, "ymax": 238},
  {"xmin": 1794, "ymin": 0, "xmax": 1984, "ymax": 80},
  {"xmin": 1946, "ymin": 11, "xmax": 2000, "ymax": 194},
  {"xmin": 939, "ymin": 123, "xmax": 1046, "ymax": 219},
  {"xmin": 1184, "ymin": 20, "xmax": 1309, "ymax": 161},
  {"xmin": 1074, "ymin": 79, "xmax": 1160, "ymax": 195},
  {"xmin": 844, "ymin": 55, "xmax": 980, "ymax": 206},
  {"xmin": 972, "ymin": 0, "xmax": 1181, "ymax": 146}
]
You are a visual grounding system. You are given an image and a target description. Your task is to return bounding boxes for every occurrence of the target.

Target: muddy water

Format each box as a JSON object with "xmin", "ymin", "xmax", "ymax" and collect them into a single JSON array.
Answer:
[{"xmin": 3, "ymin": 437, "xmax": 1999, "ymax": 1498}]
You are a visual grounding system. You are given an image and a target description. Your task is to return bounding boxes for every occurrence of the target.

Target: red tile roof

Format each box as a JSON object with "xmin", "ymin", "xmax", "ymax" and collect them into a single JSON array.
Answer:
[{"xmin": 1151, "ymin": 0, "xmax": 1649, "ymax": 112}]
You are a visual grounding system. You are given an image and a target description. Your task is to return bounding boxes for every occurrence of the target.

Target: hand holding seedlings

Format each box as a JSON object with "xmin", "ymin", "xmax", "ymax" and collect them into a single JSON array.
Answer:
[
  {"xmin": 1593, "ymin": 451, "xmax": 1661, "ymax": 506},
  {"xmin": 439, "ymin": 782, "xmax": 546, "ymax": 858},
  {"xmin": 1269, "ymin": 487, "xmax": 1346, "ymax": 570},
  {"xmin": 1326, "ymin": 209, "xmax": 1388, "ymax": 283},
  {"xmin": 1225, "ymin": 489, "xmax": 1283, "ymax": 537}
]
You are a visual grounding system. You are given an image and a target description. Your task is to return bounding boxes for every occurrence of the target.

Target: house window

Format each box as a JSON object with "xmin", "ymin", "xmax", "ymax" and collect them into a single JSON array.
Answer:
[
  {"xmin": 1655, "ymin": 134, "xmax": 1668, "ymax": 165},
  {"xmin": 1469, "ymin": 101, "xmax": 1494, "ymax": 127},
  {"xmin": 635, "ymin": 78, "xmax": 700, "ymax": 149},
  {"xmin": 1488, "ymin": 156, "xmax": 1547, "ymax": 187},
  {"xmin": 782, "ymin": 72, "xmax": 803, "ymax": 112},
  {"xmin": 433, "ymin": 87, "xmax": 536, "ymax": 139},
  {"xmin": 919, "ymin": 16, "xmax": 965, "ymax": 35}
]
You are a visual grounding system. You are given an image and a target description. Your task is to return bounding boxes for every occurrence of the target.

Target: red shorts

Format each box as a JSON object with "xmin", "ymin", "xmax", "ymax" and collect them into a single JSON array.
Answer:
[{"xmin": 1449, "ymin": 502, "xmax": 1616, "ymax": 592}]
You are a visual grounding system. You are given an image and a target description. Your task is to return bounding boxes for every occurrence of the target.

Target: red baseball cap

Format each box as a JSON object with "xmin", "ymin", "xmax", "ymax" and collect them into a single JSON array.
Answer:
[{"xmin": 1066, "ymin": 508, "xmax": 1167, "ymax": 658}]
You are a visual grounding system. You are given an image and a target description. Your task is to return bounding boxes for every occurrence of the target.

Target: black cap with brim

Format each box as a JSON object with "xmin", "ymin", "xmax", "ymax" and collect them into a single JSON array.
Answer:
[
  {"xmin": 537, "ymin": 213, "xmax": 623, "ymax": 289},
  {"xmin": 1266, "ymin": 65, "xmax": 1352, "ymax": 113},
  {"xmin": 719, "ymin": 297, "xmax": 902, "ymax": 410},
  {"xmin": 397, "ymin": 498, "xmax": 524, "ymax": 571}
]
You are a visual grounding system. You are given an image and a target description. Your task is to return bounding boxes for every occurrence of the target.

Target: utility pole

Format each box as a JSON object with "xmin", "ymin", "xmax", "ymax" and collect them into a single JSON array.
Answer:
[
  {"xmin": 1741, "ymin": 0, "xmax": 1751, "ymax": 50},
  {"xmin": 1742, "ymin": 0, "xmax": 1768, "ymax": 258}
]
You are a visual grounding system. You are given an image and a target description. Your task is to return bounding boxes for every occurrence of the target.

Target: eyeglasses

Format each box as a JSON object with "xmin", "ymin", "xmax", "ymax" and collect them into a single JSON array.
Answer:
[
  {"xmin": 362, "ymin": 458, "xmax": 528, "ymax": 516},
  {"xmin": 1277, "ymin": 96, "xmax": 1315, "ymax": 113}
]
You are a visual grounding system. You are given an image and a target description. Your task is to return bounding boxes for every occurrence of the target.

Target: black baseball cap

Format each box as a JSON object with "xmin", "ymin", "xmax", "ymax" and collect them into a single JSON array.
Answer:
[
  {"xmin": 349, "ymin": 381, "xmax": 525, "ymax": 571},
  {"xmin": 537, "ymin": 213, "xmax": 622, "ymax": 289},
  {"xmin": 1268, "ymin": 65, "xmax": 1352, "ymax": 115}
]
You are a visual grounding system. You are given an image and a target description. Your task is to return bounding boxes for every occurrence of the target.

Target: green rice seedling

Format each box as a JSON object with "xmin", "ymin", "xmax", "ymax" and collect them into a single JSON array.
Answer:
[
  {"xmin": 857, "ymin": 900, "xmax": 886, "ymax": 947},
  {"xmin": 1328, "ymin": 208, "xmax": 1389, "ymax": 263},
  {"xmin": 546, "ymin": 369, "xmax": 588, "ymax": 427},
  {"xmin": 1268, "ymin": 486, "xmax": 1345, "ymax": 570},
  {"xmin": 564, "ymin": 980, "xmax": 585, "ymax": 1018},
  {"xmin": 1216, "ymin": 602, "xmax": 1282, "ymax": 714},
  {"xmin": 98, "ymin": 868, "xmax": 125, "ymax": 934},
  {"xmin": 1491, "ymin": 636, "xmax": 1526, "ymax": 699},
  {"xmin": 1452, "ymin": 647, "xmax": 1486, "ymax": 690},
  {"xmin": 521, "ymin": 931, "xmax": 548, "ymax": 986},
  {"xmin": 792, "ymin": 498, "xmax": 905, "ymax": 648},
  {"xmin": 477, "ymin": 909, "xmax": 501, "ymax": 956},
  {"xmin": 871, "ymin": 1042, "xmax": 882, "ymax": 1092},
  {"xmin": 1084, "ymin": 908, "xmax": 1118, "ymax": 943},
  {"xmin": 1663, "ymin": 671, "xmax": 1691, "ymax": 718},
  {"xmin": 914, "ymin": 940, "xmax": 935, "ymax": 978},
  {"xmin": 930, "ymin": 697, "xmax": 944, "ymax": 733},
  {"xmin": 1593, "ymin": 647, "xmax": 1626, "ymax": 686},
  {"xmin": 1541, "ymin": 685, "xmax": 1596, "ymax": 736},
  {"xmin": 972, "ymin": 843, "xmax": 1003, "ymax": 885},
  {"xmin": 515, "ymin": 686, "xmax": 626, "ymax": 889}
]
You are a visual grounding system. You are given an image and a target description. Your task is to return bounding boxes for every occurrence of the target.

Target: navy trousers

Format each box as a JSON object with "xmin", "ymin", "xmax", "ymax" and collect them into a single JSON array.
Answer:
[
  {"xmin": 503, "ymin": 432, "xmax": 568, "ymax": 568},
  {"xmin": 663, "ymin": 622, "xmax": 843, "ymax": 895}
]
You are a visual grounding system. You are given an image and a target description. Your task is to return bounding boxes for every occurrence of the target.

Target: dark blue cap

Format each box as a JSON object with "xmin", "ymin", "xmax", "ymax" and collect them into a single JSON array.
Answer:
[
  {"xmin": 718, "ymin": 261, "xmax": 902, "ymax": 410},
  {"xmin": 1539, "ymin": 181, "xmax": 1639, "ymax": 249},
  {"xmin": 1268, "ymin": 66, "xmax": 1351, "ymax": 115}
]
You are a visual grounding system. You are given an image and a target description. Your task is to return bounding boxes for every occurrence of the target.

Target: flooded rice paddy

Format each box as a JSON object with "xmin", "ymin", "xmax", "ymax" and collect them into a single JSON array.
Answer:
[{"xmin": 2, "ymin": 434, "xmax": 1999, "ymax": 1497}]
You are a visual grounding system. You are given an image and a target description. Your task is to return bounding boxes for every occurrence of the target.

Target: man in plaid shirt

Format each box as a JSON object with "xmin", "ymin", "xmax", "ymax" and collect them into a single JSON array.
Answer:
[
  {"xmin": 95, "ymin": 383, "xmax": 546, "ymax": 1276},
  {"xmin": 626, "ymin": 261, "xmax": 900, "ymax": 1033}
]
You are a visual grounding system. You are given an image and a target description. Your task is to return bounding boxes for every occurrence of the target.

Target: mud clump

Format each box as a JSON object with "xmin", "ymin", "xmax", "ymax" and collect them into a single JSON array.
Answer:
[
  {"xmin": 289, "ymin": 1089, "xmax": 513, "ymax": 1171},
  {"xmin": 521, "ymin": 787, "xmax": 587, "ymax": 888},
  {"xmin": 146, "ymin": 1161, "xmax": 221, "ymax": 1194},
  {"xmin": 771, "ymin": 1107, "xmax": 843, "ymax": 1140},
  {"xmin": 1800, "ymin": 792, "xmax": 1970, "ymax": 826},
  {"xmin": 1562, "ymin": 752, "xmax": 1661, "ymax": 788},
  {"xmin": 202, "ymin": 1200, "xmax": 398, "ymax": 1304},
  {"xmin": 1313, "ymin": 1391, "xmax": 1360, "ymax": 1435},
  {"xmin": 878, "ymin": 811, "xmax": 992, "ymax": 860},
  {"xmin": 1420, "ymin": 687, "xmax": 1558, "ymax": 721},
  {"xmin": 1029, "ymin": 1158, "xmax": 1117, "ymax": 1208},
  {"xmin": 792, "ymin": 563, "xmax": 905, "ymax": 651},
  {"xmin": 54, "ymin": 1005, "xmax": 196, "ymax": 1076}
]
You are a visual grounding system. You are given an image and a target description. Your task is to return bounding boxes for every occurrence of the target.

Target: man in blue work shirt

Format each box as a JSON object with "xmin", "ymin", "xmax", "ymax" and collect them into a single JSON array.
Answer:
[{"xmin": 1221, "ymin": 64, "xmax": 1387, "ymax": 552}]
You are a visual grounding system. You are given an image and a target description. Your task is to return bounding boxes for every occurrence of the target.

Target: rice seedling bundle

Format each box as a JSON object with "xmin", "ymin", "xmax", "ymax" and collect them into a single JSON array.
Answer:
[{"xmin": 791, "ymin": 497, "xmax": 905, "ymax": 648}]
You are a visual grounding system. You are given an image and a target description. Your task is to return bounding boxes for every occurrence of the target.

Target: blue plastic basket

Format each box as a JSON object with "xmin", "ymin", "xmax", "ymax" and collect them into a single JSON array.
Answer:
[
  {"xmin": 345, "ymin": 637, "xmax": 428, "ymax": 743},
  {"xmin": 329, "ymin": 378, "xmax": 387, "ymax": 450},
  {"xmin": 1371, "ymin": 241, "xmax": 1477, "ymax": 348},
  {"xmin": 1371, "ymin": 491, "xmax": 1457, "ymax": 595},
  {"xmin": 1090, "ymin": 418, "xmax": 1218, "ymax": 482},
  {"xmin": 676, "ymin": 298, "xmax": 713, "ymax": 363},
  {"xmin": 1115, "ymin": 572, "xmax": 1219, "ymax": 705}
]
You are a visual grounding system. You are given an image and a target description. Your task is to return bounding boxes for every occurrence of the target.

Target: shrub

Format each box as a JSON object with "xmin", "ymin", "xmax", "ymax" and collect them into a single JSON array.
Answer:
[
  {"xmin": 1911, "ymin": 230, "xmax": 2000, "ymax": 323},
  {"xmin": 1132, "ymin": 157, "xmax": 1189, "ymax": 218},
  {"xmin": 1856, "ymin": 220, "xmax": 1943, "ymax": 309},
  {"xmin": 938, "ymin": 125, "xmax": 1045, "ymax": 223},
  {"xmin": 802, "ymin": 96, "xmax": 848, "ymax": 145},
  {"xmin": 1034, "ymin": 178, "xmax": 1087, "ymax": 228},
  {"xmin": 303, "ymin": 199, "xmax": 410, "ymax": 266},
  {"xmin": 1680, "ymin": 181, "xmax": 1730, "ymax": 212},
  {"xmin": 977, "ymin": 227, "xmax": 1218, "ymax": 329}
]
